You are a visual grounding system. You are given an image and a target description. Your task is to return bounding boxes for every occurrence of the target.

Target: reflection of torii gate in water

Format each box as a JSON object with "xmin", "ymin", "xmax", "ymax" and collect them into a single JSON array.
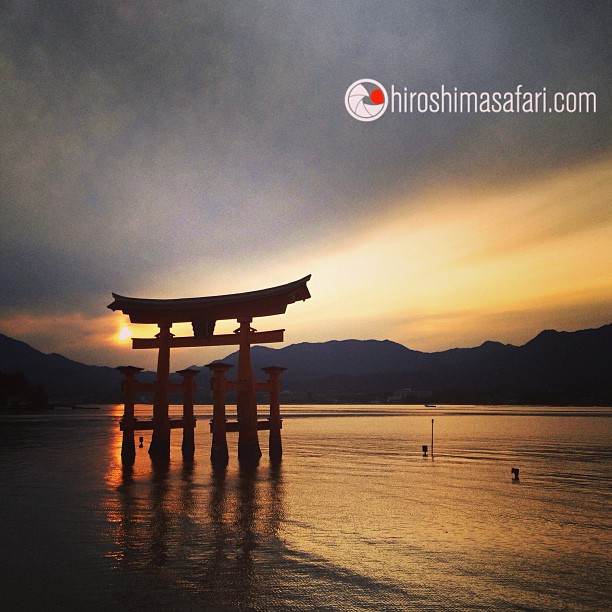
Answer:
[{"xmin": 108, "ymin": 275, "xmax": 311, "ymax": 464}]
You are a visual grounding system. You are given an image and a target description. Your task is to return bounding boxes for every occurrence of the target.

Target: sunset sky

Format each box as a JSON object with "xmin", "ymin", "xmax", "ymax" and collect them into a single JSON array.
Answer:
[{"xmin": 1, "ymin": 1, "xmax": 610, "ymax": 370}]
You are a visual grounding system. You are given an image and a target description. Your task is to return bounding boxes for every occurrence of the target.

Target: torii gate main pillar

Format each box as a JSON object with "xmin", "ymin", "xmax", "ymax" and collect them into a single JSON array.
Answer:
[
  {"xmin": 149, "ymin": 324, "xmax": 172, "ymax": 462},
  {"xmin": 237, "ymin": 317, "xmax": 262, "ymax": 462}
]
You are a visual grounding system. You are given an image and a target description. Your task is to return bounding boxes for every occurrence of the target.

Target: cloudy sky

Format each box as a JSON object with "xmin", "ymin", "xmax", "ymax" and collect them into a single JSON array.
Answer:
[{"xmin": 1, "ymin": 1, "xmax": 610, "ymax": 370}]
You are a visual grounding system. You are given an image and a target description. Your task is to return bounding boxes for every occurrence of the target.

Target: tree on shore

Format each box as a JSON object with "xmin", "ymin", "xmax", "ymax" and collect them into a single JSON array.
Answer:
[{"xmin": 0, "ymin": 370, "xmax": 49, "ymax": 410}]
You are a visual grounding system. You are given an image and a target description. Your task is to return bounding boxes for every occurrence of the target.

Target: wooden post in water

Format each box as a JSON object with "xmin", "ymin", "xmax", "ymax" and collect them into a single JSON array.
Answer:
[
  {"xmin": 431, "ymin": 418, "xmax": 434, "ymax": 460},
  {"xmin": 177, "ymin": 368, "xmax": 199, "ymax": 459},
  {"xmin": 263, "ymin": 366, "xmax": 286, "ymax": 461},
  {"xmin": 207, "ymin": 362, "xmax": 232, "ymax": 464},
  {"xmin": 117, "ymin": 366, "xmax": 143, "ymax": 464}
]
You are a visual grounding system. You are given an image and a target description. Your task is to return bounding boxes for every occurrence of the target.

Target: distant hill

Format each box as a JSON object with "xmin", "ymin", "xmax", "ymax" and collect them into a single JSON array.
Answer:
[
  {"xmin": 0, "ymin": 334, "xmax": 123, "ymax": 403},
  {"xmin": 416, "ymin": 325, "xmax": 612, "ymax": 404},
  {"xmin": 207, "ymin": 324, "xmax": 612, "ymax": 405},
  {"xmin": 209, "ymin": 339, "xmax": 426, "ymax": 378},
  {"xmin": 0, "ymin": 324, "xmax": 610, "ymax": 405}
]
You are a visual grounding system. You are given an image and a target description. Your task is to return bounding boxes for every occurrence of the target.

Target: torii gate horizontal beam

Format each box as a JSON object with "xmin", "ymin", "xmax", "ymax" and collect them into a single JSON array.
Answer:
[
  {"xmin": 108, "ymin": 275, "xmax": 311, "ymax": 324},
  {"xmin": 132, "ymin": 329, "xmax": 285, "ymax": 350}
]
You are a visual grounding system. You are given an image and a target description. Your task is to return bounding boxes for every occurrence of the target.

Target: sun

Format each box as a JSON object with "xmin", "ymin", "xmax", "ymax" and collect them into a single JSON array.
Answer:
[{"xmin": 118, "ymin": 325, "xmax": 132, "ymax": 342}]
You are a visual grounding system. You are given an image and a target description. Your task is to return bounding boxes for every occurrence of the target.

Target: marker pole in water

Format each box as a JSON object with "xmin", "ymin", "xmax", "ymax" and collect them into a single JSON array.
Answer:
[{"xmin": 431, "ymin": 418, "xmax": 434, "ymax": 460}]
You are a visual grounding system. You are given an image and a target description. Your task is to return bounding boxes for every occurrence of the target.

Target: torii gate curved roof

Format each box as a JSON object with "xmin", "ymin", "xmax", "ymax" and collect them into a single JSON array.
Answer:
[{"xmin": 108, "ymin": 275, "xmax": 311, "ymax": 325}]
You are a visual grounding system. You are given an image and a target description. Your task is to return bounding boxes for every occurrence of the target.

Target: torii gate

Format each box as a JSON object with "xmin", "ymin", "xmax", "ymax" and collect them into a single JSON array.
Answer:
[{"xmin": 108, "ymin": 275, "xmax": 311, "ymax": 463}]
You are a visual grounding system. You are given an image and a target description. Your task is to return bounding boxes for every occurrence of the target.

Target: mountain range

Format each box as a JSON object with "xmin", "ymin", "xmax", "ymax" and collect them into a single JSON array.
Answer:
[{"xmin": 0, "ymin": 324, "xmax": 610, "ymax": 405}]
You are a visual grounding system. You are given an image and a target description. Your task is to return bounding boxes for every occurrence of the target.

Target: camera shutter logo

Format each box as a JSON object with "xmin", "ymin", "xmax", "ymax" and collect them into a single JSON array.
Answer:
[{"xmin": 345, "ymin": 79, "xmax": 388, "ymax": 121}]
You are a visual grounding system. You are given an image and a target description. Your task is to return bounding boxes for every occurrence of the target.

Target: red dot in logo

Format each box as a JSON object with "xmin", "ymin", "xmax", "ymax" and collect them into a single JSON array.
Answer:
[{"xmin": 370, "ymin": 88, "xmax": 384, "ymax": 105}]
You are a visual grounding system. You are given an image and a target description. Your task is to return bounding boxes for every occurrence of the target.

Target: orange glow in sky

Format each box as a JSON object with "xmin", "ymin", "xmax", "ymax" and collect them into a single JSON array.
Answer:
[
  {"xmin": 239, "ymin": 155, "xmax": 612, "ymax": 354},
  {"xmin": 91, "ymin": 155, "xmax": 612, "ymax": 370},
  {"xmin": 1, "ymin": 157, "xmax": 609, "ymax": 371}
]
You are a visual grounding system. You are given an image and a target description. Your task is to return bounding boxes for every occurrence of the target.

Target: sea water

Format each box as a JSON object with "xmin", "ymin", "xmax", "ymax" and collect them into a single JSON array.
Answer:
[{"xmin": 0, "ymin": 405, "xmax": 610, "ymax": 611}]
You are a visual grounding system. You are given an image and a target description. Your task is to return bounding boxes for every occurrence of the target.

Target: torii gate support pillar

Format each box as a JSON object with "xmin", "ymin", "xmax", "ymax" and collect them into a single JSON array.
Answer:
[
  {"xmin": 118, "ymin": 365, "xmax": 143, "ymax": 465},
  {"xmin": 263, "ymin": 366, "xmax": 285, "ymax": 462},
  {"xmin": 207, "ymin": 362, "xmax": 232, "ymax": 464},
  {"xmin": 178, "ymin": 368, "xmax": 199, "ymax": 460}
]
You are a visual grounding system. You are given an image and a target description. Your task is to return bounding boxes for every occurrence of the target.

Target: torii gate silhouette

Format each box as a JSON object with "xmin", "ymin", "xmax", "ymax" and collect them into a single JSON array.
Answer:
[{"xmin": 108, "ymin": 275, "xmax": 311, "ymax": 464}]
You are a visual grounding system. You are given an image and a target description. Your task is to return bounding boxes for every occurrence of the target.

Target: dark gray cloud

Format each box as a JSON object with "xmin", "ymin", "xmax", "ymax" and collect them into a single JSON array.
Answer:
[{"xmin": 1, "ymin": 0, "xmax": 609, "ymax": 313}]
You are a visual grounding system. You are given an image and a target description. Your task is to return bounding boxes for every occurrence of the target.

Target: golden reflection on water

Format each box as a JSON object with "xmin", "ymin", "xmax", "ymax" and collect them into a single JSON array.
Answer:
[
  {"xmin": 99, "ymin": 408, "xmax": 610, "ymax": 609},
  {"xmin": 2, "ymin": 405, "xmax": 608, "ymax": 609},
  {"xmin": 103, "ymin": 423, "xmax": 288, "ymax": 607}
]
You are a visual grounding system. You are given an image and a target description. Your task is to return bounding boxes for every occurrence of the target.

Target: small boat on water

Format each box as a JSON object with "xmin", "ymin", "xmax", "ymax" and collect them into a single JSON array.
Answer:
[
  {"xmin": 51, "ymin": 403, "xmax": 100, "ymax": 410},
  {"xmin": 424, "ymin": 404, "xmax": 437, "ymax": 408}
]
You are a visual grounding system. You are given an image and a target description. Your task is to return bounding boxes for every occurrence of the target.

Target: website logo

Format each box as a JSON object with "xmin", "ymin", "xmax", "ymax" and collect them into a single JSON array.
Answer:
[{"xmin": 345, "ymin": 79, "xmax": 388, "ymax": 121}]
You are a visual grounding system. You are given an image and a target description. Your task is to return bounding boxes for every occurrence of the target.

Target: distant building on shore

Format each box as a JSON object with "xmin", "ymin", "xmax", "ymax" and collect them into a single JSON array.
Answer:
[{"xmin": 386, "ymin": 388, "xmax": 432, "ymax": 403}]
